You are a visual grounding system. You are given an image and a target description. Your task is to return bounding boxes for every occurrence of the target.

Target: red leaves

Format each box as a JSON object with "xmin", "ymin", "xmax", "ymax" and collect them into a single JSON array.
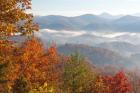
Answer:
[
  {"xmin": 92, "ymin": 71, "xmax": 131, "ymax": 93},
  {"xmin": 102, "ymin": 71, "xmax": 131, "ymax": 93}
]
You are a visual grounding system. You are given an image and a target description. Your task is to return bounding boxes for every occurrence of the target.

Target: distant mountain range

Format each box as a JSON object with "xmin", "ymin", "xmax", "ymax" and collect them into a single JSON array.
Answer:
[
  {"xmin": 34, "ymin": 13, "xmax": 140, "ymax": 32},
  {"xmin": 57, "ymin": 44, "xmax": 138, "ymax": 69}
]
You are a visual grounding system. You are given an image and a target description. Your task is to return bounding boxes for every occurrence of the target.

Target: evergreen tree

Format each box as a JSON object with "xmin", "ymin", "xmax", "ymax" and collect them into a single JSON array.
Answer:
[{"xmin": 63, "ymin": 53, "xmax": 95, "ymax": 93}]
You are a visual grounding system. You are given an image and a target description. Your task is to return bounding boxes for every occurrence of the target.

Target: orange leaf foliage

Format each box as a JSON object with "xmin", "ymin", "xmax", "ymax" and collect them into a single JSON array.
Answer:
[
  {"xmin": 0, "ymin": 0, "xmax": 38, "ymax": 38},
  {"xmin": 17, "ymin": 38, "xmax": 62, "ymax": 88}
]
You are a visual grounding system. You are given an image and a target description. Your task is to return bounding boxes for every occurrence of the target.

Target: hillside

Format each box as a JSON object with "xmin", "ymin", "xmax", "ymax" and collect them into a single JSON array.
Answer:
[
  {"xmin": 57, "ymin": 44, "xmax": 135, "ymax": 68},
  {"xmin": 95, "ymin": 42, "xmax": 140, "ymax": 55}
]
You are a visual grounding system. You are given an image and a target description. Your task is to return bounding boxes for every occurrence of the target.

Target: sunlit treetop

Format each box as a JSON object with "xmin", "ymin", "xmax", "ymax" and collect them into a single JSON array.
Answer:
[{"xmin": 0, "ymin": 0, "xmax": 39, "ymax": 39}]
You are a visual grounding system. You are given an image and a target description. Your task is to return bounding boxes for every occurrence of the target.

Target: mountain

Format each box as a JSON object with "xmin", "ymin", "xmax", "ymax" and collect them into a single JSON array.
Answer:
[
  {"xmin": 95, "ymin": 42, "xmax": 140, "ymax": 55},
  {"xmin": 99, "ymin": 12, "xmax": 122, "ymax": 19},
  {"xmin": 34, "ymin": 15, "xmax": 78, "ymax": 30},
  {"xmin": 115, "ymin": 15, "xmax": 140, "ymax": 23},
  {"xmin": 57, "ymin": 44, "xmax": 136, "ymax": 69},
  {"xmin": 133, "ymin": 13, "xmax": 140, "ymax": 17},
  {"xmin": 130, "ymin": 53, "xmax": 140, "ymax": 61},
  {"xmin": 34, "ymin": 14, "xmax": 109, "ymax": 30},
  {"xmin": 34, "ymin": 14, "xmax": 109, "ymax": 31},
  {"xmin": 34, "ymin": 14, "xmax": 140, "ymax": 32},
  {"xmin": 112, "ymin": 15, "xmax": 140, "ymax": 31}
]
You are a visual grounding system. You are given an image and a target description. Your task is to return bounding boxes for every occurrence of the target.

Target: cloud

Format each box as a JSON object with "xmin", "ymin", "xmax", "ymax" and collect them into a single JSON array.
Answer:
[{"xmin": 34, "ymin": 29, "xmax": 140, "ymax": 45}]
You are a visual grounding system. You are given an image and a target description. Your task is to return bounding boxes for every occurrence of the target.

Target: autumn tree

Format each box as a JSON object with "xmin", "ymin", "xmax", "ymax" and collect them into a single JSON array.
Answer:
[
  {"xmin": 0, "ymin": 40, "xmax": 20, "ymax": 92},
  {"xmin": 0, "ymin": 0, "xmax": 38, "ymax": 39},
  {"xmin": 14, "ymin": 38, "xmax": 63, "ymax": 92},
  {"xmin": 105, "ymin": 72, "xmax": 131, "ymax": 93},
  {"xmin": 0, "ymin": 0, "xmax": 38, "ymax": 92},
  {"xmin": 91, "ymin": 76, "xmax": 108, "ymax": 93},
  {"xmin": 91, "ymin": 71, "xmax": 131, "ymax": 93}
]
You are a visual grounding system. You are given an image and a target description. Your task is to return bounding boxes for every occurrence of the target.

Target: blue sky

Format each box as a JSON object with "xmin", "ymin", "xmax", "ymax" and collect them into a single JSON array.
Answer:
[{"xmin": 32, "ymin": 0, "xmax": 140, "ymax": 16}]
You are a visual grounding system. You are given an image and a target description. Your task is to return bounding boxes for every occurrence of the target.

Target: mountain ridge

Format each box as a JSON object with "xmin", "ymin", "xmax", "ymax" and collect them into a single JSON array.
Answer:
[
  {"xmin": 34, "ymin": 14, "xmax": 140, "ymax": 32},
  {"xmin": 57, "ymin": 44, "xmax": 137, "ymax": 69}
]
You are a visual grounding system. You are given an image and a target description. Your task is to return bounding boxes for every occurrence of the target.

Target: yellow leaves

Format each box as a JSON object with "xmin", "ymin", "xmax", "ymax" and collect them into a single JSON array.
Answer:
[
  {"xmin": 22, "ymin": 52, "xmax": 30, "ymax": 62},
  {"xmin": 0, "ymin": 0, "xmax": 38, "ymax": 38},
  {"xmin": 0, "ymin": 23, "xmax": 16, "ymax": 37},
  {"xmin": 29, "ymin": 82, "xmax": 55, "ymax": 93},
  {"xmin": 0, "ymin": 0, "xmax": 16, "ymax": 12}
]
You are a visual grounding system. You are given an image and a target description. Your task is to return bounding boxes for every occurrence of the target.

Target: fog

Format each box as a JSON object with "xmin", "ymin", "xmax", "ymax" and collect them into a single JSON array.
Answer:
[{"xmin": 35, "ymin": 29, "xmax": 140, "ymax": 46}]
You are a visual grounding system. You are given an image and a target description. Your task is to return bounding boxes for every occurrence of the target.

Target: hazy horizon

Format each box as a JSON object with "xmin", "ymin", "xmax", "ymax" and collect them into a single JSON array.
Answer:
[
  {"xmin": 32, "ymin": 0, "xmax": 140, "ymax": 16},
  {"xmin": 33, "ymin": 12, "xmax": 140, "ymax": 17}
]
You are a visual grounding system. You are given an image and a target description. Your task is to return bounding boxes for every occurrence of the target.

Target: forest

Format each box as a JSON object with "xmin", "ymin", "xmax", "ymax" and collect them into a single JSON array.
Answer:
[{"xmin": 0, "ymin": 0, "xmax": 140, "ymax": 93}]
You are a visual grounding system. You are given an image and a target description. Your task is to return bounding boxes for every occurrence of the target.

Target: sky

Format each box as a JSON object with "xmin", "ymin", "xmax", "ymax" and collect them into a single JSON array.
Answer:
[{"xmin": 32, "ymin": 0, "xmax": 140, "ymax": 16}]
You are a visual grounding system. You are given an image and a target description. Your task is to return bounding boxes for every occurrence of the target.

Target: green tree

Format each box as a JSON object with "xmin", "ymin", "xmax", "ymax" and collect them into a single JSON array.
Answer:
[{"xmin": 63, "ymin": 53, "xmax": 95, "ymax": 93}]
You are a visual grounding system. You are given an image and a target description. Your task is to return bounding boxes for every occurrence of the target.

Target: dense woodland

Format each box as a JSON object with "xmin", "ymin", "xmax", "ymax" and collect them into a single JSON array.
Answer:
[{"xmin": 0, "ymin": 0, "xmax": 140, "ymax": 93}]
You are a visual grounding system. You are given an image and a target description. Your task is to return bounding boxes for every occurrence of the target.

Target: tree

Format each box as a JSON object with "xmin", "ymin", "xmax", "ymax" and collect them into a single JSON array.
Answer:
[
  {"xmin": 91, "ymin": 76, "xmax": 108, "ymax": 93},
  {"xmin": 0, "ymin": 0, "xmax": 38, "ymax": 39},
  {"xmin": 17, "ymin": 38, "xmax": 50, "ymax": 83},
  {"xmin": 0, "ymin": 0, "xmax": 38, "ymax": 92},
  {"xmin": 105, "ymin": 71, "xmax": 131, "ymax": 93},
  {"xmin": 63, "ymin": 53, "xmax": 95, "ymax": 93},
  {"xmin": 92, "ymin": 71, "xmax": 131, "ymax": 93},
  {"xmin": 0, "ymin": 40, "xmax": 20, "ymax": 92},
  {"xmin": 15, "ymin": 38, "xmax": 63, "ymax": 92}
]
